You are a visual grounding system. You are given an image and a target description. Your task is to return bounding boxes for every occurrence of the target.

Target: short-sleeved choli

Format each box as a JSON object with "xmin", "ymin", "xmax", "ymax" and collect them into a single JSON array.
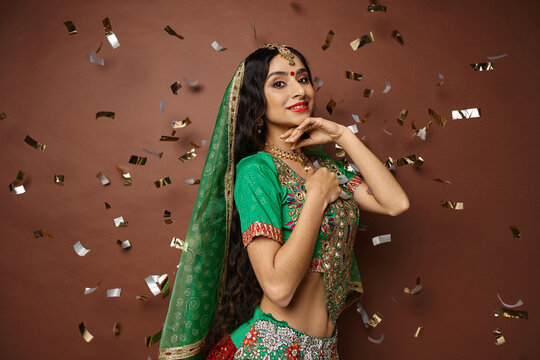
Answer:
[
  {"xmin": 234, "ymin": 153, "xmax": 283, "ymax": 247},
  {"xmin": 234, "ymin": 149, "xmax": 364, "ymax": 323}
]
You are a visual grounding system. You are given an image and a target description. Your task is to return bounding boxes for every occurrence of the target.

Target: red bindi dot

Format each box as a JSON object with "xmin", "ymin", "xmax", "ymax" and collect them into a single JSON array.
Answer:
[{"xmin": 290, "ymin": 71, "xmax": 295, "ymax": 76}]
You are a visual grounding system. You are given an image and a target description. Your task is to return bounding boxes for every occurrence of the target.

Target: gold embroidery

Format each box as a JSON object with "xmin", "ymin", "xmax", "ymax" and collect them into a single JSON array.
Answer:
[
  {"xmin": 243, "ymin": 221, "xmax": 283, "ymax": 246},
  {"xmin": 270, "ymin": 154, "xmax": 362, "ymax": 321},
  {"xmin": 159, "ymin": 338, "xmax": 205, "ymax": 359}
]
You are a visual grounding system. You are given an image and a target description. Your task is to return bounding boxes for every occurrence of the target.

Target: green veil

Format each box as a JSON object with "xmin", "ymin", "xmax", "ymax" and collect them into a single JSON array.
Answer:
[{"xmin": 158, "ymin": 61, "xmax": 245, "ymax": 360}]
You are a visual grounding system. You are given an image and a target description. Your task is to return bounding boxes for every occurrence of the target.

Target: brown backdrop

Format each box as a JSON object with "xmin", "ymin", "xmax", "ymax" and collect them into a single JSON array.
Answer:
[{"xmin": 1, "ymin": 0, "xmax": 538, "ymax": 359}]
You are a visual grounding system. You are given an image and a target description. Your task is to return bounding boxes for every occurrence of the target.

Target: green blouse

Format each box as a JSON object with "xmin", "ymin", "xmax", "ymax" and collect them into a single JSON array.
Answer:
[{"xmin": 234, "ymin": 148, "xmax": 364, "ymax": 323}]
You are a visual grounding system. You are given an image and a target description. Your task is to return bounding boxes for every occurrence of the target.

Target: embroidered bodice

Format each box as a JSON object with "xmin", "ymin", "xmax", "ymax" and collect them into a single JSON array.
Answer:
[{"xmin": 234, "ymin": 150, "xmax": 364, "ymax": 323}]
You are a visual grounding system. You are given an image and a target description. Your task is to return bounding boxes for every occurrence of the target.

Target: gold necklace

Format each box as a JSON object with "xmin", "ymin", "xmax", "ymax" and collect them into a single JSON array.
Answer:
[{"xmin": 265, "ymin": 143, "xmax": 312, "ymax": 172}]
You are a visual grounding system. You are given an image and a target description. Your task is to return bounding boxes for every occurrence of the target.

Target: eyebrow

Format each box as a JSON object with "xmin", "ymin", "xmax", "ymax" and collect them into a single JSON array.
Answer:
[{"xmin": 267, "ymin": 68, "xmax": 308, "ymax": 79}]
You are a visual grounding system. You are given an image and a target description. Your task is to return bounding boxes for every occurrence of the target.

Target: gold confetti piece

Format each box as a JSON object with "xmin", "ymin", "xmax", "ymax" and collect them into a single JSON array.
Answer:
[
  {"xmin": 440, "ymin": 201, "xmax": 464, "ymax": 210},
  {"xmin": 33, "ymin": 230, "xmax": 54, "ymax": 238},
  {"xmin": 74, "ymin": 241, "xmax": 91, "ymax": 256},
  {"xmin": 396, "ymin": 154, "xmax": 424, "ymax": 167},
  {"xmin": 154, "ymin": 177, "xmax": 172, "ymax": 188},
  {"xmin": 368, "ymin": 312, "xmax": 383, "ymax": 327},
  {"xmin": 136, "ymin": 295, "xmax": 148, "ymax": 301},
  {"xmin": 364, "ymin": 89, "xmax": 374, "ymax": 97},
  {"xmin": 368, "ymin": 334, "xmax": 384, "ymax": 344},
  {"xmin": 368, "ymin": 4, "xmax": 387, "ymax": 12},
  {"xmin": 95, "ymin": 41, "xmax": 103, "ymax": 54},
  {"xmin": 335, "ymin": 144, "xmax": 346, "ymax": 158},
  {"xmin": 54, "ymin": 174, "xmax": 64, "ymax": 185},
  {"xmin": 436, "ymin": 73, "xmax": 445, "ymax": 86},
  {"xmin": 172, "ymin": 117, "xmax": 192, "ymax": 129},
  {"xmin": 488, "ymin": 54, "xmax": 507, "ymax": 60},
  {"xmin": 350, "ymin": 32, "xmax": 375, "ymax": 50},
  {"xmin": 471, "ymin": 62, "xmax": 494, "ymax": 71},
  {"xmin": 63, "ymin": 20, "xmax": 77, "ymax": 35},
  {"xmin": 142, "ymin": 149, "xmax": 163, "ymax": 159},
  {"xmin": 190, "ymin": 140, "xmax": 206, "ymax": 148},
  {"xmin": 78, "ymin": 322, "xmax": 95, "ymax": 342},
  {"xmin": 178, "ymin": 148, "xmax": 197, "ymax": 163},
  {"xmin": 383, "ymin": 128, "xmax": 392, "ymax": 135},
  {"xmin": 411, "ymin": 120, "xmax": 432, "ymax": 140},
  {"xmin": 129, "ymin": 155, "xmax": 147, "ymax": 165},
  {"xmin": 183, "ymin": 178, "xmax": 200, "ymax": 185},
  {"xmin": 9, "ymin": 170, "xmax": 26, "ymax": 195},
  {"xmin": 414, "ymin": 326, "xmax": 423, "ymax": 338},
  {"xmin": 404, "ymin": 277, "xmax": 422, "ymax": 295},
  {"xmin": 96, "ymin": 172, "xmax": 110, "ymax": 186},
  {"xmin": 86, "ymin": 52, "xmax": 104, "ymax": 66},
  {"xmin": 96, "ymin": 111, "xmax": 115, "ymax": 119},
  {"xmin": 321, "ymin": 30, "xmax": 335, "ymax": 50},
  {"xmin": 382, "ymin": 78, "xmax": 391, "ymax": 93},
  {"xmin": 160, "ymin": 276, "xmax": 170, "ymax": 298},
  {"xmin": 211, "ymin": 41, "xmax": 225, "ymax": 52},
  {"xmin": 164, "ymin": 25, "xmax": 184, "ymax": 39},
  {"xmin": 494, "ymin": 307, "xmax": 528, "ymax": 319},
  {"xmin": 432, "ymin": 178, "xmax": 452, "ymax": 184},
  {"xmin": 384, "ymin": 157, "xmax": 395, "ymax": 170},
  {"xmin": 497, "ymin": 293, "xmax": 524, "ymax": 308},
  {"xmin": 326, "ymin": 99, "xmax": 336, "ymax": 115},
  {"xmin": 102, "ymin": 17, "xmax": 120, "ymax": 49},
  {"xmin": 493, "ymin": 328, "xmax": 505, "ymax": 345},
  {"xmin": 145, "ymin": 329, "xmax": 162, "ymax": 347},
  {"xmin": 107, "ymin": 288, "xmax": 122, "ymax": 297},
  {"xmin": 171, "ymin": 236, "xmax": 188, "ymax": 251},
  {"xmin": 160, "ymin": 136, "xmax": 179, "ymax": 141},
  {"xmin": 372, "ymin": 234, "xmax": 391, "ymax": 246},
  {"xmin": 361, "ymin": 113, "xmax": 370, "ymax": 123},
  {"xmin": 164, "ymin": 210, "xmax": 174, "ymax": 224},
  {"xmin": 171, "ymin": 129, "xmax": 177, "ymax": 136},
  {"xmin": 392, "ymin": 29, "xmax": 403, "ymax": 44},
  {"xmin": 105, "ymin": 202, "xmax": 111, "ymax": 209},
  {"xmin": 24, "ymin": 135, "xmax": 46, "ymax": 151},
  {"xmin": 452, "ymin": 108, "xmax": 481, "ymax": 120},
  {"xmin": 113, "ymin": 322, "xmax": 120, "ymax": 336},
  {"xmin": 428, "ymin": 108, "xmax": 447, "ymax": 127},
  {"xmin": 509, "ymin": 225, "xmax": 521, "ymax": 238},
  {"xmin": 344, "ymin": 70, "xmax": 362, "ymax": 81},
  {"xmin": 116, "ymin": 166, "xmax": 132, "ymax": 186},
  {"xmin": 117, "ymin": 239, "xmax": 132, "ymax": 249},
  {"xmin": 0, "ymin": 112, "xmax": 7, "ymax": 120},
  {"xmin": 397, "ymin": 109, "xmax": 408, "ymax": 126},
  {"xmin": 170, "ymin": 81, "xmax": 181, "ymax": 95}
]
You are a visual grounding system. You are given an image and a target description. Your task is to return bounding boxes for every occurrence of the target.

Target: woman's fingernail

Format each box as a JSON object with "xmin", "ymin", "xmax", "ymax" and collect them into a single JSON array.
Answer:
[{"xmin": 279, "ymin": 134, "xmax": 284, "ymax": 138}]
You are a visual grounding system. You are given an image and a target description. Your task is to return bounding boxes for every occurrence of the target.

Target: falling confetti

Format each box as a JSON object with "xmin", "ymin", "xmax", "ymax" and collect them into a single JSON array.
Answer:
[
  {"xmin": 471, "ymin": 62, "xmax": 494, "ymax": 71},
  {"xmin": 164, "ymin": 25, "xmax": 184, "ymax": 39},
  {"xmin": 160, "ymin": 136, "xmax": 179, "ymax": 141},
  {"xmin": 170, "ymin": 81, "xmax": 181, "ymax": 94},
  {"xmin": 117, "ymin": 239, "xmax": 132, "ymax": 249},
  {"xmin": 494, "ymin": 307, "xmax": 528, "ymax": 319},
  {"xmin": 9, "ymin": 170, "xmax": 26, "ymax": 194},
  {"xmin": 440, "ymin": 201, "xmax": 464, "ymax": 210},
  {"xmin": 350, "ymin": 32, "xmax": 375, "ymax": 50},
  {"xmin": 368, "ymin": 4, "xmax": 387, "ymax": 12},
  {"xmin": 428, "ymin": 108, "xmax": 447, "ymax": 127},
  {"xmin": 367, "ymin": 334, "xmax": 385, "ymax": 344},
  {"xmin": 368, "ymin": 312, "xmax": 383, "ymax": 327},
  {"xmin": 113, "ymin": 322, "xmax": 120, "ymax": 335},
  {"xmin": 509, "ymin": 226, "xmax": 521, "ymax": 238},
  {"xmin": 392, "ymin": 29, "xmax": 403, "ymax": 44},
  {"xmin": 114, "ymin": 216, "xmax": 127, "ymax": 227},
  {"xmin": 432, "ymin": 178, "xmax": 452, "ymax": 184},
  {"xmin": 63, "ymin": 20, "xmax": 77, "ymax": 35},
  {"xmin": 183, "ymin": 178, "xmax": 200, "ymax": 185},
  {"xmin": 78, "ymin": 322, "xmax": 95, "ymax": 342},
  {"xmin": 182, "ymin": 76, "xmax": 199, "ymax": 87},
  {"xmin": 53, "ymin": 174, "xmax": 64, "ymax": 185},
  {"xmin": 154, "ymin": 177, "xmax": 172, "ymax": 188},
  {"xmin": 129, "ymin": 155, "xmax": 147, "ymax": 165},
  {"xmin": 396, "ymin": 154, "xmax": 424, "ymax": 167},
  {"xmin": 143, "ymin": 149, "xmax": 163, "ymax": 159},
  {"xmin": 85, "ymin": 52, "xmax": 104, "ymax": 66},
  {"xmin": 172, "ymin": 117, "xmax": 192, "ymax": 129},
  {"xmin": 107, "ymin": 288, "xmax": 122, "ymax": 297},
  {"xmin": 164, "ymin": 210, "xmax": 174, "ymax": 224},
  {"xmin": 211, "ymin": 41, "xmax": 225, "ymax": 52},
  {"xmin": 497, "ymin": 293, "xmax": 524, "ymax": 308},
  {"xmin": 145, "ymin": 329, "xmax": 162, "ymax": 347},
  {"xmin": 372, "ymin": 234, "xmax": 391, "ymax": 246},
  {"xmin": 493, "ymin": 328, "xmax": 505, "ymax": 345},
  {"xmin": 74, "ymin": 241, "xmax": 91, "ymax": 256},
  {"xmin": 364, "ymin": 89, "xmax": 374, "ymax": 98},
  {"xmin": 33, "ymin": 230, "xmax": 54, "ymax": 238},
  {"xmin": 321, "ymin": 30, "xmax": 335, "ymax": 50},
  {"xmin": 96, "ymin": 172, "xmax": 111, "ymax": 186},
  {"xmin": 24, "ymin": 135, "xmax": 46, "ymax": 151},
  {"xmin": 487, "ymin": 54, "xmax": 507, "ymax": 60},
  {"xmin": 96, "ymin": 111, "xmax": 115, "ymax": 119},
  {"xmin": 116, "ymin": 166, "xmax": 132, "ymax": 186},
  {"xmin": 103, "ymin": 17, "xmax": 120, "ymax": 49},
  {"xmin": 452, "ymin": 108, "xmax": 481, "ymax": 120},
  {"xmin": 0, "ymin": 112, "xmax": 7, "ymax": 120},
  {"xmin": 326, "ymin": 99, "xmax": 336, "ymax": 115},
  {"xmin": 84, "ymin": 285, "xmax": 99, "ymax": 295},
  {"xmin": 436, "ymin": 73, "xmax": 445, "ymax": 86},
  {"xmin": 396, "ymin": 109, "xmax": 408, "ymax": 126},
  {"xmin": 404, "ymin": 277, "xmax": 422, "ymax": 295},
  {"xmin": 382, "ymin": 78, "xmax": 391, "ymax": 93},
  {"xmin": 414, "ymin": 326, "xmax": 423, "ymax": 338},
  {"xmin": 170, "ymin": 236, "xmax": 188, "ymax": 251},
  {"xmin": 178, "ymin": 149, "xmax": 197, "ymax": 163}
]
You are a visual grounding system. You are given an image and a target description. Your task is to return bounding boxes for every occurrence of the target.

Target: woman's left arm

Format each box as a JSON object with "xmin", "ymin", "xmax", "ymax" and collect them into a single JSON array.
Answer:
[
  {"xmin": 336, "ymin": 128, "xmax": 409, "ymax": 216},
  {"xmin": 284, "ymin": 118, "xmax": 409, "ymax": 216}
]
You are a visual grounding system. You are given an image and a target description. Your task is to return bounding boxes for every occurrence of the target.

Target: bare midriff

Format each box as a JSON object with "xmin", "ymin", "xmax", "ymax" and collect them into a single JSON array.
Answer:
[{"xmin": 259, "ymin": 271, "xmax": 334, "ymax": 338}]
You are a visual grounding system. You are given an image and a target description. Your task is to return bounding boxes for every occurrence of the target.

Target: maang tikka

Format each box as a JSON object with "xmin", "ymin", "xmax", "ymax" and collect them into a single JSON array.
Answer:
[{"xmin": 261, "ymin": 43, "xmax": 295, "ymax": 66}]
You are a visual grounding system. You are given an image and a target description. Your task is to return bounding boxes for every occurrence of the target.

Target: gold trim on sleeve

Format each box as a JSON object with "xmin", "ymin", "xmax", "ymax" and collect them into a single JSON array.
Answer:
[{"xmin": 158, "ymin": 338, "xmax": 205, "ymax": 359}]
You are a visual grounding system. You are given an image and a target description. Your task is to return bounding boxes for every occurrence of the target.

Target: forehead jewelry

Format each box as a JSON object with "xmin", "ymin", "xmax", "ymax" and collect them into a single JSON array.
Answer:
[{"xmin": 261, "ymin": 43, "xmax": 295, "ymax": 66}]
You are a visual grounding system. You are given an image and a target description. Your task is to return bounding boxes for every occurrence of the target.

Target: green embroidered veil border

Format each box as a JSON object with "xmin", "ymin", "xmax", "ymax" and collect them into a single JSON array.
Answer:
[{"xmin": 158, "ymin": 61, "xmax": 245, "ymax": 360}]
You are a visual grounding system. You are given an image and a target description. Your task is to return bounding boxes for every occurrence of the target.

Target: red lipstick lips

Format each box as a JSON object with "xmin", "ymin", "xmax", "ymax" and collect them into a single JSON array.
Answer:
[{"xmin": 287, "ymin": 101, "xmax": 308, "ymax": 112}]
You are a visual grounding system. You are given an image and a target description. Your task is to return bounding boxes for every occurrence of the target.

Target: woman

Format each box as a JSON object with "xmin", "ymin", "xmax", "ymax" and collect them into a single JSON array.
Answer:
[{"xmin": 158, "ymin": 44, "xmax": 409, "ymax": 360}]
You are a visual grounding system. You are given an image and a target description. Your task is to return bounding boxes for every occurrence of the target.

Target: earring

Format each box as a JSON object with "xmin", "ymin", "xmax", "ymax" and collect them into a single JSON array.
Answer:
[{"xmin": 256, "ymin": 117, "xmax": 264, "ymax": 134}]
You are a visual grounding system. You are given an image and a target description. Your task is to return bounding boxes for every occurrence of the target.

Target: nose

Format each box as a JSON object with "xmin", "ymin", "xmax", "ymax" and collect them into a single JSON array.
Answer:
[{"xmin": 290, "ymin": 80, "xmax": 305, "ymax": 98}]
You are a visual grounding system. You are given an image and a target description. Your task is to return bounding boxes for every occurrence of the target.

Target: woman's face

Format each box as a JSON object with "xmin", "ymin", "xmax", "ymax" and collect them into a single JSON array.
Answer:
[{"xmin": 263, "ymin": 55, "xmax": 315, "ymax": 131}]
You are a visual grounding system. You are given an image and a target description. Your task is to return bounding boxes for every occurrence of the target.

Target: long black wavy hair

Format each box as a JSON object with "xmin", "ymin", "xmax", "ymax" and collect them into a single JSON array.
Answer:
[{"xmin": 202, "ymin": 46, "xmax": 313, "ymax": 356}]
